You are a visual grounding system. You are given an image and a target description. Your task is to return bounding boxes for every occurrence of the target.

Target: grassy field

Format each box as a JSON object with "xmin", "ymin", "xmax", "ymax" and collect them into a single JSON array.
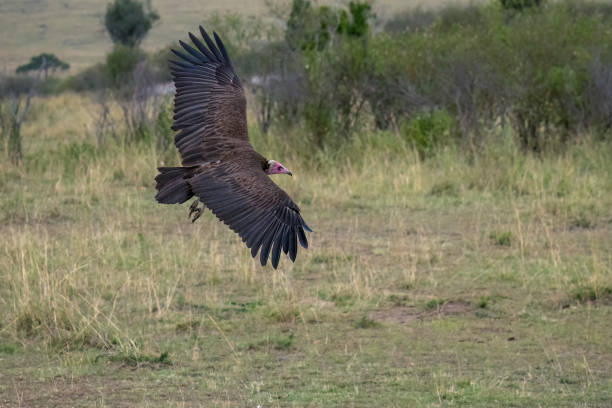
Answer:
[
  {"xmin": 0, "ymin": 0, "xmax": 481, "ymax": 72},
  {"xmin": 0, "ymin": 93, "xmax": 610, "ymax": 407}
]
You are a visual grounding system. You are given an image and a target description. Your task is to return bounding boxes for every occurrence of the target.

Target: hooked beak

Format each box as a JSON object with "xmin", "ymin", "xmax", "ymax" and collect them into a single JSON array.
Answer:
[{"xmin": 286, "ymin": 170, "xmax": 293, "ymax": 176}]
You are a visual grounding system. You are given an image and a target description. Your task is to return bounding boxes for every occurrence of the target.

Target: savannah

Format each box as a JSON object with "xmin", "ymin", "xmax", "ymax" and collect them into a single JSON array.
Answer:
[{"xmin": 0, "ymin": 0, "xmax": 611, "ymax": 407}]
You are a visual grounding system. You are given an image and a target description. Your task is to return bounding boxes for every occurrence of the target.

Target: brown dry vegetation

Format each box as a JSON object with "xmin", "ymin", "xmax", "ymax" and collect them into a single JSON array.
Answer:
[{"xmin": 0, "ymin": 93, "xmax": 610, "ymax": 406}]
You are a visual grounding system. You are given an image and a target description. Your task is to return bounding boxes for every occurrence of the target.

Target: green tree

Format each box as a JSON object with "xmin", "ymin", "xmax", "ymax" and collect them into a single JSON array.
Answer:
[
  {"xmin": 286, "ymin": 0, "xmax": 338, "ymax": 51},
  {"xmin": 104, "ymin": 0, "xmax": 159, "ymax": 47},
  {"xmin": 16, "ymin": 53, "xmax": 69, "ymax": 79},
  {"xmin": 337, "ymin": 2, "xmax": 372, "ymax": 37}
]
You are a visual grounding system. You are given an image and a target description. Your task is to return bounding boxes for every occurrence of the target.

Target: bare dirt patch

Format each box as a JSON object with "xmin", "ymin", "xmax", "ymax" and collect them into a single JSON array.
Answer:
[{"xmin": 370, "ymin": 301, "xmax": 473, "ymax": 325}]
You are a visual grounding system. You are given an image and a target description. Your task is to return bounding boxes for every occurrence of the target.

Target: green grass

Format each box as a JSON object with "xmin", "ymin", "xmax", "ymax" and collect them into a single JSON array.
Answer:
[{"xmin": 0, "ymin": 94, "xmax": 611, "ymax": 406}]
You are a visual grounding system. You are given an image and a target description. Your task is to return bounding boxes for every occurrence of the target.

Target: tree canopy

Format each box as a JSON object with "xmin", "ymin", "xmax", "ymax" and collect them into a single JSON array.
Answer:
[
  {"xmin": 16, "ymin": 53, "xmax": 70, "ymax": 78},
  {"xmin": 104, "ymin": 0, "xmax": 159, "ymax": 47}
]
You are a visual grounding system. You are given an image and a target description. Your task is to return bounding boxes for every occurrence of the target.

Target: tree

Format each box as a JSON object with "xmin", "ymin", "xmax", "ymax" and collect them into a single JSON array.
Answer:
[
  {"xmin": 285, "ymin": 0, "xmax": 338, "ymax": 51},
  {"xmin": 1, "ymin": 61, "xmax": 45, "ymax": 164},
  {"xmin": 337, "ymin": 2, "xmax": 372, "ymax": 37},
  {"xmin": 104, "ymin": 0, "xmax": 159, "ymax": 47},
  {"xmin": 16, "ymin": 53, "xmax": 69, "ymax": 79}
]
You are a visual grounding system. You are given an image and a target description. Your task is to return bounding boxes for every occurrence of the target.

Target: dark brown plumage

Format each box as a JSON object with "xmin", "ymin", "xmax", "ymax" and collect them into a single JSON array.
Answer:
[{"xmin": 155, "ymin": 27, "xmax": 311, "ymax": 269}]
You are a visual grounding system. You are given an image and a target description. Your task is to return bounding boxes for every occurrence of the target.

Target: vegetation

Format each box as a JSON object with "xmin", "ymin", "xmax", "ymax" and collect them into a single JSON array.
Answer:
[
  {"xmin": 104, "ymin": 0, "xmax": 160, "ymax": 47},
  {"xmin": 500, "ymin": 0, "xmax": 544, "ymax": 11},
  {"xmin": 247, "ymin": 0, "xmax": 612, "ymax": 151},
  {"xmin": 16, "ymin": 53, "xmax": 70, "ymax": 79},
  {"xmin": 5, "ymin": 0, "xmax": 612, "ymax": 154},
  {"xmin": 0, "ymin": 0, "xmax": 611, "ymax": 406},
  {"xmin": 0, "ymin": 92, "xmax": 610, "ymax": 407}
]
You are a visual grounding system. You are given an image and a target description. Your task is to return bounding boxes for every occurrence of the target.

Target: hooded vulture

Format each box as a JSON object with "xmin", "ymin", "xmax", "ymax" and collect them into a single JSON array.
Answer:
[{"xmin": 155, "ymin": 26, "xmax": 311, "ymax": 269}]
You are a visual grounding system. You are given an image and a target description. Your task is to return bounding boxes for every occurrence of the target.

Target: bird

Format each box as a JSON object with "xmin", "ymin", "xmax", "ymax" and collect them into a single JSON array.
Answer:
[{"xmin": 154, "ymin": 26, "xmax": 311, "ymax": 269}]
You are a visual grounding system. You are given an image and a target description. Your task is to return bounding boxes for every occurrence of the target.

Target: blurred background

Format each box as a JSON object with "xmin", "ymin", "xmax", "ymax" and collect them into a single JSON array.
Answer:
[{"xmin": 0, "ymin": 0, "xmax": 611, "ymax": 406}]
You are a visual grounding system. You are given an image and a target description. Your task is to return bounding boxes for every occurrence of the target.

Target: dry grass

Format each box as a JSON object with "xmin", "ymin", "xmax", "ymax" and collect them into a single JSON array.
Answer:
[{"xmin": 0, "ymin": 93, "xmax": 611, "ymax": 406}]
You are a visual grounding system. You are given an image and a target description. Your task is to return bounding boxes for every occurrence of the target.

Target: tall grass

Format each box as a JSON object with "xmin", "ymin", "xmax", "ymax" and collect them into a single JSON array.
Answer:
[{"xmin": 0, "ymin": 93, "xmax": 610, "ymax": 405}]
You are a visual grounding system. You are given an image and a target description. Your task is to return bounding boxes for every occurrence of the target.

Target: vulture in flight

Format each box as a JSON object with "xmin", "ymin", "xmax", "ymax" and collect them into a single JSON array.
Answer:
[{"xmin": 155, "ymin": 26, "xmax": 311, "ymax": 269}]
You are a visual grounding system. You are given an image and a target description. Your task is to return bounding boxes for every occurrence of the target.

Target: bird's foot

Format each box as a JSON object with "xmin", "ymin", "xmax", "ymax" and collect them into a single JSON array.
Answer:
[{"xmin": 189, "ymin": 199, "xmax": 204, "ymax": 223}]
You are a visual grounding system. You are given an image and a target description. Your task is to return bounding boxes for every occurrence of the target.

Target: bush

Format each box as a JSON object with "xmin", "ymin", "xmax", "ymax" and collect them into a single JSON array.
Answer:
[
  {"xmin": 41, "ymin": 0, "xmax": 612, "ymax": 154},
  {"xmin": 384, "ymin": 8, "xmax": 436, "ymax": 34},
  {"xmin": 62, "ymin": 63, "xmax": 110, "ymax": 93},
  {"xmin": 500, "ymin": 0, "xmax": 544, "ymax": 11},
  {"xmin": 0, "ymin": 74, "xmax": 38, "ymax": 96},
  {"xmin": 401, "ymin": 109, "xmax": 453, "ymax": 158},
  {"xmin": 106, "ymin": 45, "xmax": 145, "ymax": 88}
]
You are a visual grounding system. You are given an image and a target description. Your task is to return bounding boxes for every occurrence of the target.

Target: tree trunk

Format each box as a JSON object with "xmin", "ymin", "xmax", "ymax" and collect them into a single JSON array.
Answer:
[{"xmin": 8, "ymin": 117, "xmax": 22, "ymax": 164}]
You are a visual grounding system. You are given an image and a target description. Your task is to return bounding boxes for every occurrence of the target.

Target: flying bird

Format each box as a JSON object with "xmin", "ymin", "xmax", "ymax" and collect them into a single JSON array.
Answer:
[{"xmin": 155, "ymin": 26, "xmax": 311, "ymax": 269}]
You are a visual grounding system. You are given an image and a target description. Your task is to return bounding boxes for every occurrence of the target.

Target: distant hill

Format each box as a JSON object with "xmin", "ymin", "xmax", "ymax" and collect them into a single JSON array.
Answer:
[{"xmin": 0, "ymin": 0, "xmax": 462, "ymax": 73}]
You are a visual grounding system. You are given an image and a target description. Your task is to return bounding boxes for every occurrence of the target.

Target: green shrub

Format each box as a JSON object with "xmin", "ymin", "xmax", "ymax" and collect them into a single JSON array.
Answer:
[
  {"xmin": 62, "ymin": 63, "xmax": 110, "ymax": 92},
  {"xmin": 39, "ymin": 0, "xmax": 612, "ymax": 154},
  {"xmin": 106, "ymin": 45, "xmax": 144, "ymax": 88},
  {"xmin": 0, "ymin": 74, "xmax": 38, "ymax": 95},
  {"xmin": 500, "ymin": 0, "xmax": 544, "ymax": 11},
  {"xmin": 401, "ymin": 110, "xmax": 453, "ymax": 158},
  {"xmin": 489, "ymin": 231, "xmax": 512, "ymax": 247}
]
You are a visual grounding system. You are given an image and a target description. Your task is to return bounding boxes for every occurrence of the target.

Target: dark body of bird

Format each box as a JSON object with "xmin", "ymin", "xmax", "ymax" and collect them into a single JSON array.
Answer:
[{"xmin": 154, "ymin": 26, "xmax": 311, "ymax": 269}]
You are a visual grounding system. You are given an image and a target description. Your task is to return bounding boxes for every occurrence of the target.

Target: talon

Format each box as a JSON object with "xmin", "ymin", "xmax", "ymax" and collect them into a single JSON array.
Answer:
[
  {"xmin": 189, "ymin": 199, "xmax": 200, "ymax": 219},
  {"xmin": 189, "ymin": 199, "xmax": 205, "ymax": 223},
  {"xmin": 191, "ymin": 208, "xmax": 203, "ymax": 223}
]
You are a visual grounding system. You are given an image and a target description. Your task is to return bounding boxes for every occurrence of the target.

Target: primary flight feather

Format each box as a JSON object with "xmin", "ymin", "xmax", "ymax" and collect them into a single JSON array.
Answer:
[{"xmin": 155, "ymin": 27, "xmax": 311, "ymax": 269}]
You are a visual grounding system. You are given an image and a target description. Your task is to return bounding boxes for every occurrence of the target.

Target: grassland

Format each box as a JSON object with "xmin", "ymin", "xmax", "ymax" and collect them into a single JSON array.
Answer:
[
  {"xmin": 0, "ymin": 0, "xmax": 481, "ymax": 72},
  {"xmin": 0, "ymin": 93, "xmax": 610, "ymax": 407}
]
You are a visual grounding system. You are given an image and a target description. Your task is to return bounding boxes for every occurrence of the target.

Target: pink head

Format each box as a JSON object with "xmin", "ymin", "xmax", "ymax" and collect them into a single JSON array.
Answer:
[{"xmin": 265, "ymin": 160, "xmax": 292, "ymax": 176}]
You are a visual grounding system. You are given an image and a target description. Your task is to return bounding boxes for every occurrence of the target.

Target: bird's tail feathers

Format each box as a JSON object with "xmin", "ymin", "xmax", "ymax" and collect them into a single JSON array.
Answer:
[{"xmin": 155, "ymin": 167, "xmax": 195, "ymax": 204}]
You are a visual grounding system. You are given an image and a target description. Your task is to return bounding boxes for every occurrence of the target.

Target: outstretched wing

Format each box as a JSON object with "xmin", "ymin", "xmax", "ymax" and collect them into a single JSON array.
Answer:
[
  {"xmin": 189, "ymin": 162, "xmax": 312, "ymax": 269},
  {"xmin": 170, "ymin": 26, "xmax": 248, "ymax": 166}
]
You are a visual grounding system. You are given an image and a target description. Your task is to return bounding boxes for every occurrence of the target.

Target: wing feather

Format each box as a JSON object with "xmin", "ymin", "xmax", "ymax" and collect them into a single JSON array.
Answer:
[
  {"xmin": 259, "ymin": 222, "xmax": 280, "ymax": 267},
  {"xmin": 214, "ymin": 32, "xmax": 232, "ymax": 65},
  {"xmin": 166, "ymin": 27, "xmax": 311, "ymax": 268},
  {"xmin": 271, "ymin": 225, "xmax": 286, "ymax": 269},
  {"xmin": 188, "ymin": 32, "xmax": 216, "ymax": 62},
  {"xmin": 288, "ymin": 227, "xmax": 297, "ymax": 261},
  {"xmin": 170, "ymin": 26, "xmax": 248, "ymax": 166},
  {"xmin": 297, "ymin": 227, "xmax": 308, "ymax": 249},
  {"xmin": 201, "ymin": 27, "xmax": 224, "ymax": 62},
  {"xmin": 282, "ymin": 226, "xmax": 290, "ymax": 255},
  {"xmin": 189, "ymin": 164, "xmax": 310, "ymax": 268}
]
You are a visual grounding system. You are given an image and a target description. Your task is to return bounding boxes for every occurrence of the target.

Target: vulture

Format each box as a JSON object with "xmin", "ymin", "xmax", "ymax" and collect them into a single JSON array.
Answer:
[{"xmin": 154, "ymin": 26, "xmax": 311, "ymax": 269}]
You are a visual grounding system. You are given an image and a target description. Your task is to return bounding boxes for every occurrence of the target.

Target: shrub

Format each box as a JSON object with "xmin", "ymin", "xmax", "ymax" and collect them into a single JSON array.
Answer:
[
  {"xmin": 500, "ymin": 0, "xmax": 544, "ymax": 11},
  {"xmin": 106, "ymin": 45, "xmax": 144, "ymax": 88},
  {"xmin": 489, "ymin": 231, "xmax": 512, "ymax": 247},
  {"xmin": 401, "ymin": 109, "xmax": 453, "ymax": 158},
  {"xmin": 41, "ymin": 0, "xmax": 612, "ymax": 154},
  {"xmin": 62, "ymin": 63, "xmax": 110, "ymax": 92},
  {"xmin": 0, "ymin": 74, "xmax": 38, "ymax": 96}
]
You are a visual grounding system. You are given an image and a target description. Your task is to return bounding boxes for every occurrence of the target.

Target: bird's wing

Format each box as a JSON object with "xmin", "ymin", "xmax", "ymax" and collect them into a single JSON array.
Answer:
[
  {"xmin": 170, "ymin": 26, "xmax": 249, "ymax": 166},
  {"xmin": 189, "ymin": 162, "xmax": 311, "ymax": 269}
]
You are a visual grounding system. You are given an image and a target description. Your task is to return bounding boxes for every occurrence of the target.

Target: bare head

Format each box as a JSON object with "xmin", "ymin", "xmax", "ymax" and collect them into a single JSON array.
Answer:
[{"xmin": 265, "ymin": 160, "xmax": 292, "ymax": 176}]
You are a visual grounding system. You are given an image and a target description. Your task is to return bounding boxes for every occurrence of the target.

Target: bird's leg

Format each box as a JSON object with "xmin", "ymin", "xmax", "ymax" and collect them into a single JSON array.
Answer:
[
  {"xmin": 189, "ymin": 199, "xmax": 204, "ymax": 223},
  {"xmin": 189, "ymin": 199, "xmax": 199, "ymax": 217}
]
